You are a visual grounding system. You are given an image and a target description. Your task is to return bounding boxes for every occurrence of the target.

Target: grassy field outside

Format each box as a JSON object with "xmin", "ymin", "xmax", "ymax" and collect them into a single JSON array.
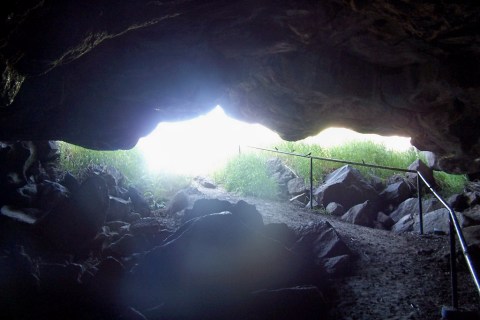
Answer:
[
  {"xmin": 217, "ymin": 141, "xmax": 467, "ymax": 197},
  {"xmin": 58, "ymin": 142, "xmax": 191, "ymax": 204},
  {"xmin": 57, "ymin": 140, "xmax": 467, "ymax": 203}
]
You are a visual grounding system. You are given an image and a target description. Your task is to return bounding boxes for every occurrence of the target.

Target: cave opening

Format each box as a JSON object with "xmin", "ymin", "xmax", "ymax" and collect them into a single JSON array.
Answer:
[{"xmin": 137, "ymin": 105, "xmax": 413, "ymax": 176}]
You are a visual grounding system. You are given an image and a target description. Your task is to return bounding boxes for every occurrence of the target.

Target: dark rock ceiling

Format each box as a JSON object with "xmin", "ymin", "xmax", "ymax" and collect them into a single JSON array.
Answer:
[{"xmin": 1, "ymin": 1, "xmax": 479, "ymax": 173}]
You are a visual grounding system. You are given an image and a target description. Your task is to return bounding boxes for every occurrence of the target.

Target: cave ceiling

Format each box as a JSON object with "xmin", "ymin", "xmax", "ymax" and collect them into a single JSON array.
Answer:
[{"xmin": 1, "ymin": 1, "xmax": 480, "ymax": 173}]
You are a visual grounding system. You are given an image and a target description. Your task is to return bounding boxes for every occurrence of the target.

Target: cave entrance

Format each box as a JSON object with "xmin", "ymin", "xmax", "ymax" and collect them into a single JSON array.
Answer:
[{"xmin": 137, "ymin": 105, "xmax": 412, "ymax": 175}]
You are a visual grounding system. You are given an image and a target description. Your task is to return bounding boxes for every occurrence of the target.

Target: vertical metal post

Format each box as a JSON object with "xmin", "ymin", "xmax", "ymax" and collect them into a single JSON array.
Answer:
[
  {"xmin": 310, "ymin": 157, "xmax": 313, "ymax": 210},
  {"xmin": 449, "ymin": 219, "xmax": 459, "ymax": 309},
  {"xmin": 416, "ymin": 174, "xmax": 424, "ymax": 235},
  {"xmin": 239, "ymin": 145, "xmax": 241, "ymax": 155}
]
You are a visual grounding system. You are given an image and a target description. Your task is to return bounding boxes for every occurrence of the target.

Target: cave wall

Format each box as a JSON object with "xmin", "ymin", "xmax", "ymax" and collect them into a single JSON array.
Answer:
[{"xmin": 1, "ymin": 1, "xmax": 480, "ymax": 172}]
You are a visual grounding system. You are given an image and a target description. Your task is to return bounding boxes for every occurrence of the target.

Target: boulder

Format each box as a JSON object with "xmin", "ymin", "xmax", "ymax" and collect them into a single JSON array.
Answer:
[
  {"xmin": 465, "ymin": 191, "xmax": 480, "ymax": 208},
  {"xmin": 377, "ymin": 212, "xmax": 395, "ymax": 229},
  {"xmin": 13, "ymin": 183, "xmax": 38, "ymax": 207},
  {"xmin": 392, "ymin": 214, "xmax": 414, "ymax": 233},
  {"xmin": 127, "ymin": 187, "xmax": 151, "ymax": 217},
  {"xmin": 183, "ymin": 199, "xmax": 263, "ymax": 231},
  {"xmin": 183, "ymin": 198, "xmax": 233, "ymax": 222},
  {"xmin": 341, "ymin": 200, "xmax": 378, "ymax": 228},
  {"xmin": 130, "ymin": 217, "xmax": 162, "ymax": 236},
  {"xmin": 59, "ymin": 172, "xmax": 80, "ymax": 194},
  {"xmin": 463, "ymin": 226, "xmax": 480, "ymax": 267},
  {"xmin": 423, "ymin": 197, "xmax": 445, "ymax": 213},
  {"xmin": 389, "ymin": 198, "xmax": 418, "ymax": 223},
  {"xmin": 314, "ymin": 165, "xmax": 378, "ymax": 210},
  {"xmin": 289, "ymin": 192, "xmax": 308, "ymax": 205},
  {"xmin": 420, "ymin": 151, "xmax": 440, "ymax": 170},
  {"xmin": 447, "ymin": 193, "xmax": 469, "ymax": 212},
  {"xmin": 380, "ymin": 180, "xmax": 414, "ymax": 207},
  {"xmin": 368, "ymin": 174, "xmax": 385, "ymax": 192},
  {"xmin": 292, "ymin": 221, "xmax": 351, "ymax": 265},
  {"xmin": 127, "ymin": 212, "xmax": 307, "ymax": 310},
  {"xmin": 413, "ymin": 208, "xmax": 468, "ymax": 234},
  {"xmin": 462, "ymin": 205, "xmax": 480, "ymax": 224},
  {"xmin": 287, "ymin": 177, "xmax": 307, "ymax": 195},
  {"xmin": 464, "ymin": 221, "xmax": 480, "ymax": 238},
  {"xmin": 194, "ymin": 176, "xmax": 217, "ymax": 189},
  {"xmin": 263, "ymin": 223, "xmax": 297, "ymax": 248},
  {"xmin": 266, "ymin": 158, "xmax": 298, "ymax": 197},
  {"xmin": 406, "ymin": 159, "xmax": 436, "ymax": 189},
  {"xmin": 166, "ymin": 190, "xmax": 189, "ymax": 214},
  {"xmin": 106, "ymin": 196, "xmax": 131, "ymax": 222},
  {"xmin": 325, "ymin": 202, "xmax": 345, "ymax": 217},
  {"xmin": 35, "ymin": 175, "xmax": 109, "ymax": 252},
  {"xmin": 36, "ymin": 180, "xmax": 71, "ymax": 212},
  {"xmin": 322, "ymin": 254, "xmax": 351, "ymax": 276},
  {"xmin": 105, "ymin": 234, "xmax": 150, "ymax": 257}
]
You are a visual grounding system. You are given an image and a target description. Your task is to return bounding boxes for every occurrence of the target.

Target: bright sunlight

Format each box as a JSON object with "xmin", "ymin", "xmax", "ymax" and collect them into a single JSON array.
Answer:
[{"xmin": 137, "ymin": 106, "xmax": 412, "ymax": 175}]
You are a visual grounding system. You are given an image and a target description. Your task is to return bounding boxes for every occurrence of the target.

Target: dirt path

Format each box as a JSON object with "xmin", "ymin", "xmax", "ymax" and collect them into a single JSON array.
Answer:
[{"xmin": 190, "ymin": 182, "xmax": 479, "ymax": 319}]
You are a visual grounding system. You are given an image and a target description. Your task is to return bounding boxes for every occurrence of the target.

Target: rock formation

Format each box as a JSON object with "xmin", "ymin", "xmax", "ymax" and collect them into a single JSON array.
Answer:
[{"xmin": 1, "ymin": 1, "xmax": 480, "ymax": 173}]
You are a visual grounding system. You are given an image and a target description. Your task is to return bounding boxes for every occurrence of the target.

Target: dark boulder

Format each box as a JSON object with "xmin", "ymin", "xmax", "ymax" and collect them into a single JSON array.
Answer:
[
  {"xmin": 380, "ymin": 180, "xmax": 414, "ymax": 207},
  {"xmin": 392, "ymin": 214, "xmax": 414, "ymax": 233},
  {"xmin": 406, "ymin": 159, "xmax": 436, "ymax": 189},
  {"xmin": 292, "ymin": 221, "xmax": 351, "ymax": 266},
  {"xmin": 183, "ymin": 198, "xmax": 264, "ymax": 231},
  {"xmin": 389, "ymin": 198, "xmax": 418, "ymax": 223},
  {"xmin": 341, "ymin": 200, "xmax": 378, "ymax": 228},
  {"xmin": 376, "ymin": 212, "xmax": 395, "ymax": 229},
  {"xmin": 413, "ymin": 208, "xmax": 468, "ymax": 234},
  {"xmin": 166, "ymin": 190, "xmax": 189, "ymax": 214},
  {"xmin": 325, "ymin": 202, "xmax": 345, "ymax": 217},
  {"xmin": 287, "ymin": 177, "xmax": 307, "ymax": 195},
  {"xmin": 314, "ymin": 165, "xmax": 378, "ymax": 210},
  {"xmin": 183, "ymin": 198, "xmax": 233, "ymax": 222},
  {"xmin": 263, "ymin": 223, "xmax": 298, "ymax": 248},
  {"xmin": 127, "ymin": 212, "xmax": 307, "ymax": 311},
  {"xmin": 35, "ymin": 175, "xmax": 109, "ymax": 252},
  {"xmin": 106, "ymin": 196, "xmax": 131, "ymax": 222},
  {"xmin": 127, "ymin": 186, "xmax": 151, "ymax": 217}
]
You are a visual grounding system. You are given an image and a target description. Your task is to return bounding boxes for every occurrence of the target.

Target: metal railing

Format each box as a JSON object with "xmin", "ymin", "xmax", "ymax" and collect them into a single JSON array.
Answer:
[
  {"xmin": 244, "ymin": 145, "xmax": 480, "ymax": 312},
  {"xmin": 417, "ymin": 172, "xmax": 480, "ymax": 310}
]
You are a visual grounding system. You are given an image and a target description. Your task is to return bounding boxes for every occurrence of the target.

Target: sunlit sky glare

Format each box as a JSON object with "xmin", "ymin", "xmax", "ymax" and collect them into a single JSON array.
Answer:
[{"xmin": 137, "ymin": 106, "xmax": 412, "ymax": 175}]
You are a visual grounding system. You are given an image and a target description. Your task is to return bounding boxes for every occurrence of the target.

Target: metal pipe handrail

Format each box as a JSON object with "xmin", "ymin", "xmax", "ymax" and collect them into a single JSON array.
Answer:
[
  {"xmin": 246, "ymin": 144, "xmax": 480, "ymax": 307},
  {"xmin": 246, "ymin": 145, "xmax": 417, "ymax": 173},
  {"xmin": 417, "ymin": 171, "xmax": 480, "ymax": 301}
]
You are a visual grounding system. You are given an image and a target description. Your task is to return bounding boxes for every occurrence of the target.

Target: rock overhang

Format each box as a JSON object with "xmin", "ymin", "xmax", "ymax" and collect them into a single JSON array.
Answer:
[{"xmin": 1, "ymin": 1, "xmax": 479, "ymax": 173}]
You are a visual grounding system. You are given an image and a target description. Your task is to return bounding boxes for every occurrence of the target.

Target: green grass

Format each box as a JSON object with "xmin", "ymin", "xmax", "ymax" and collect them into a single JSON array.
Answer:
[
  {"xmin": 58, "ymin": 142, "xmax": 147, "ymax": 182},
  {"xmin": 57, "ymin": 139, "xmax": 467, "ymax": 204},
  {"xmin": 57, "ymin": 142, "xmax": 191, "ymax": 204},
  {"xmin": 213, "ymin": 153, "xmax": 278, "ymax": 199},
  {"xmin": 271, "ymin": 140, "xmax": 420, "ymax": 181},
  {"xmin": 434, "ymin": 171, "xmax": 467, "ymax": 196},
  {"xmin": 215, "ymin": 140, "xmax": 467, "ymax": 198}
]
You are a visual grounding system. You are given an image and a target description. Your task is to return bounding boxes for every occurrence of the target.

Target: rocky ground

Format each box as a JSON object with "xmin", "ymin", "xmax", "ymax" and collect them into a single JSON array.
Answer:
[
  {"xmin": 190, "ymin": 181, "xmax": 480, "ymax": 320},
  {"xmin": 1, "ymin": 140, "xmax": 479, "ymax": 319}
]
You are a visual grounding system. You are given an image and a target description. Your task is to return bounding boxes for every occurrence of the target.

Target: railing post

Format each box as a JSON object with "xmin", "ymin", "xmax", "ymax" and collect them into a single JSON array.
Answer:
[
  {"xmin": 310, "ymin": 157, "xmax": 313, "ymax": 209},
  {"xmin": 449, "ymin": 218, "xmax": 459, "ymax": 309},
  {"xmin": 416, "ymin": 174, "xmax": 424, "ymax": 235}
]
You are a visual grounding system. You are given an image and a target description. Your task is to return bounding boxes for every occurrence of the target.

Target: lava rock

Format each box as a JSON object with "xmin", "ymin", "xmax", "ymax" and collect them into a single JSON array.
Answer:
[
  {"xmin": 127, "ymin": 212, "xmax": 306, "ymax": 311},
  {"xmin": 35, "ymin": 175, "xmax": 109, "ymax": 252},
  {"xmin": 314, "ymin": 165, "xmax": 378, "ymax": 210},
  {"xmin": 341, "ymin": 200, "xmax": 378, "ymax": 227},
  {"xmin": 128, "ymin": 187, "xmax": 151, "ymax": 217}
]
